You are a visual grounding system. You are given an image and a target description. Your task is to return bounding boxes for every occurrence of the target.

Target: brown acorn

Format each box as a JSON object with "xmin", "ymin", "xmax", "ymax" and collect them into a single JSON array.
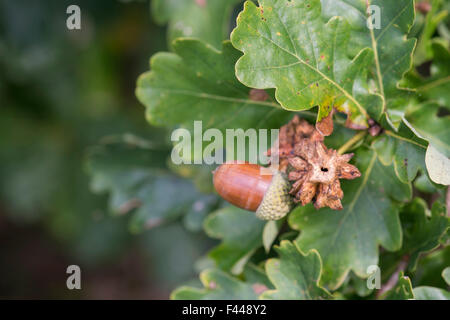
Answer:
[{"xmin": 213, "ymin": 161, "xmax": 293, "ymax": 220}]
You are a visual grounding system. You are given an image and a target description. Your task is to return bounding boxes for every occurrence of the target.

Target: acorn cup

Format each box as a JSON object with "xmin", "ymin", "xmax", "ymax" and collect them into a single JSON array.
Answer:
[{"xmin": 213, "ymin": 162, "xmax": 293, "ymax": 220}]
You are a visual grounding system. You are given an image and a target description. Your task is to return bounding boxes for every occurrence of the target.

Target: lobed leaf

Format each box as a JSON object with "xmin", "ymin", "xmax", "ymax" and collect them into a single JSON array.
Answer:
[
  {"xmin": 85, "ymin": 134, "xmax": 201, "ymax": 232},
  {"xmin": 260, "ymin": 240, "xmax": 331, "ymax": 300},
  {"xmin": 289, "ymin": 147, "xmax": 411, "ymax": 289},
  {"xmin": 151, "ymin": 0, "xmax": 241, "ymax": 49},
  {"xmin": 403, "ymin": 42, "xmax": 450, "ymax": 108},
  {"xmin": 231, "ymin": 0, "xmax": 384, "ymax": 129},
  {"xmin": 373, "ymin": 118, "xmax": 428, "ymax": 183},
  {"xmin": 376, "ymin": 114, "xmax": 450, "ymax": 185},
  {"xmin": 204, "ymin": 206, "xmax": 266, "ymax": 274},
  {"xmin": 413, "ymin": 286, "xmax": 450, "ymax": 300},
  {"xmin": 243, "ymin": 263, "xmax": 274, "ymax": 290},
  {"xmin": 136, "ymin": 39, "xmax": 295, "ymax": 132},
  {"xmin": 443, "ymin": 267, "xmax": 450, "ymax": 286},
  {"xmin": 398, "ymin": 199, "xmax": 449, "ymax": 270},
  {"xmin": 321, "ymin": 0, "xmax": 416, "ymax": 110},
  {"xmin": 380, "ymin": 274, "xmax": 414, "ymax": 300},
  {"xmin": 413, "ymin": 0, "xmax": 449, "ymax": 65},
  {"xmin": 406, "ymin": 102, "xmax": 450, "ymax": 158},
  {"xmin": 171, "ymin": 268, "xmax": 259, "ymax": 300}
]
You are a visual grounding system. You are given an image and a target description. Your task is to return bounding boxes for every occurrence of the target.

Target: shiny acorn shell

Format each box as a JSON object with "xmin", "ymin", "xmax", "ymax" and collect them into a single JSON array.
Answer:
[{"xmin": 213, "ymin": 162, "xmax": 292, "ymax": 220}]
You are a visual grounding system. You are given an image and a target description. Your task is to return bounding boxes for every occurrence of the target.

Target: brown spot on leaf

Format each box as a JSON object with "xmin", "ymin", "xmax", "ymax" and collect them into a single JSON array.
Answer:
[
  {"xmin": 252, "ymin": 283, "xmax": 268, "ymax": 295},
  {"xmin": 249, "ymin": 89, "xmax": 269, "ymax": 101},
  {"xmin": 208, "ymin": 281, "xmax": 217, "ymax": 289},
  {"xmin": 316, "ymin": 108, "xmax": 334, "ymax": 136},
  {"xmin": 195, "ymin": 0, "xmax": 207, "ymax": 7}
]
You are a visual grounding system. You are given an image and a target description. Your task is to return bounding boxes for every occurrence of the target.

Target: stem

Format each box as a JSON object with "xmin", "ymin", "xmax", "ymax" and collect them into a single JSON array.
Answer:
[{"xmin": 337, "ymin": 131, "xmax": 367, "ymax": 155}]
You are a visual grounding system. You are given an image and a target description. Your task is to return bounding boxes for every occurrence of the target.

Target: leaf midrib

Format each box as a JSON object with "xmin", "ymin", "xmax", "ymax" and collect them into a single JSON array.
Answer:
[
  {"xmin": 366, "ymin": 0, "xmax": 412, "ymax": 110},
  {"xmin": 367, "ymin": 0, "xmax": 385, "ymax": 106},
  {"xmin": 141, "ymin": 87, "xmax": 283, "ymax": 109}
]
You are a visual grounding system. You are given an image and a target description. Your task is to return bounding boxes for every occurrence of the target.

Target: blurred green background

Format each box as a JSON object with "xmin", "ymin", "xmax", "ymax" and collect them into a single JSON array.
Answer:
[{"xmin": 0, "ymin": 0, "xmax": 218, "ymax": 299}]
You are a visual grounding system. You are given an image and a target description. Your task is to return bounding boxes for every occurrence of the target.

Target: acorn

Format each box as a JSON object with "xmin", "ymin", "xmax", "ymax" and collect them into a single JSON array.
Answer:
[{"xmin": 213, "ymin": 162, "xmax": 293, "ymax": 220}]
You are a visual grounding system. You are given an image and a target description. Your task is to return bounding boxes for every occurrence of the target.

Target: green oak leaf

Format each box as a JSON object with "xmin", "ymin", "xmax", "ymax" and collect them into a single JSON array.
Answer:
[
  {"xmin": 414, "ymin": 0, "xmax": 448, "ymax": 65},
  {"xmin": 204, "ymin": 206, "xmax": 266, "ymax": 274},
  {"xmin": 86, "ymin": 134, "xmax": 201, "ymax": 232},
  {"xmin": 414, "ymin": 287, "xmax": 450, "ymax": 300},
  {"xmin": 231, "ymin": 0, "xmax": 383, "ymax": 128},
  {"xmin": 321, "ymin": 0, "xmax": 416, "ymax": 109},
  {"xmin": 414, "ymin": 172, "xmax": 439, "ymax": 194},
  {"xmin": 380, "ymin": 274, "xmax": 414, "ymax": 300},
  {"xmin": 424, "ymin": 144, "xmax": 450, "ymax": 185},
  {"xmin": 403, "ymin": 42, "xmax": 450, "ymax": 108},
  {"xmin": 171, "ymin": 268, "xmax": 259, "ymax": 300},
  {"xmin": 262, "ymin": 220, "xmax": 283, "ymax": 253},
  {"xmin": 413, "ymin": 247, "xmax": 450, "ymax": 288},
  {"xmin": 183, "ymin": 194, "xmax": 219, "ymax": 232},
  {"xmin": 347, "ymin": 272, "xmax": 374, "ymax": 298},
  {"xmin": 376, "ymin": 114, "xmax": 450, "ymax": 185},
  {"xmin": 151, "ymin": 0, "xmax": 241, "ymax": 49},
  {"xmin": 288, "ymin": 147, "xmax": 411, "ymax": 290},
  {"xmin": 243, "ymin": 263, "xmax": 274, "ymax": 290},
  {"xmin": 136, "ymin": 39, "xmax": 297, "ymax": 131},
  {"xmin": 398, "ymin": 199, "xmax": 449, "ymax": 270},
  {"xmin": 406, "ymin": 102, "xmax": 450, "ymax": 158},
  {"xmin": 260, "ymin": 240, "xmax": 331, "ymax": 300},
  {"xmin": 414, "ymin": 269, "xmax": 450, "ymax": 300},
  {"xmin": 443, "ymin": 267, "xmax": 450, "ymax": 285},
  {"xmin": 373, "ymin": 118, "xmax": 428, "ymax": 183}
]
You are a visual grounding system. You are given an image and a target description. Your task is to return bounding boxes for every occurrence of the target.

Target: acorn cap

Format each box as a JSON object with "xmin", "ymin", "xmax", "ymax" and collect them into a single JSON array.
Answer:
[{"xmin": 255, "ymin": 171, "xmax": 293, "ymax": 220}]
